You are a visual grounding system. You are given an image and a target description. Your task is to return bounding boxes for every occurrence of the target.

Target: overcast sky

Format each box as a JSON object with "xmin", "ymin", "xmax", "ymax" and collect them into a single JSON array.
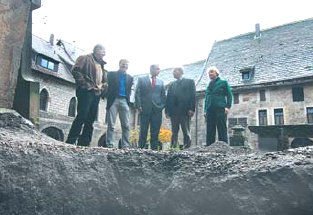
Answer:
[{"xmin": 32, "ymin": 0, "xmax": 312, "ymax": 75}]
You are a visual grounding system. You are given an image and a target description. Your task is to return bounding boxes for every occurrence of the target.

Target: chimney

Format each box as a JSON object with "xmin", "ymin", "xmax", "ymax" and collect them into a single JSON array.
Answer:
[
  {"xmin": 49, "ymin": 34, "xmax": 54, "ymax": 45},
  {"xmin": 254, "ymin": 23, "xmax": 261, "ymax": 39}
]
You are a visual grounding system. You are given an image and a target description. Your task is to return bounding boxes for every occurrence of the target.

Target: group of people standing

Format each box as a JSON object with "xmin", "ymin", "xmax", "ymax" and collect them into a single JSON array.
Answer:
[{"xmin": 65, "ymin": 44, "xmax": 233, "ymax": 150}]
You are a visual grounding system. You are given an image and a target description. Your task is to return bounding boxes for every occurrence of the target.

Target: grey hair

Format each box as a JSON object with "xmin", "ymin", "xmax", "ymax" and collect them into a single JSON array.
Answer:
[
  {"xmin": 173, "ymin": 66, "xmax": 184, "ymax": 73},
  {"xmin": 93, "ymin": 44, "xmax": 105, "ymax": 54},
  {"xmin": 119, "ymin": 59, "xmax": 129, "ymax": 64},
  {"xmin": 150, "ymin": 64, "xmax": 160, "ymax": 71}
]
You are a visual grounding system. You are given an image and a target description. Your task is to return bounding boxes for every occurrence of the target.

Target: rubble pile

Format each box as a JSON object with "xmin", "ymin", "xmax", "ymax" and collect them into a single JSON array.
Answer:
[{"xmin": 0, "ymin": 111, "xmax": 313, "ymax": 215}]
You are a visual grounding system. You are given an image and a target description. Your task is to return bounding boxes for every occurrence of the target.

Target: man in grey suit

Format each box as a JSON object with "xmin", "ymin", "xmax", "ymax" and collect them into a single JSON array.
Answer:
[
  {"xmin": 165, "ymin": 66, "xmax": 196, "ymax": 149},
  {"xmin": 135, "ymin": 64, "xmax": 166, "ymax": 150}
]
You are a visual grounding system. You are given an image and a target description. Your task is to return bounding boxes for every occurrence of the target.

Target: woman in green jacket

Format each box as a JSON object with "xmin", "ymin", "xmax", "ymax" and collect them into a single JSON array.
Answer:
[{"xmin": 204, "ymin": 66, "xmax": 233, "ymax": 146}]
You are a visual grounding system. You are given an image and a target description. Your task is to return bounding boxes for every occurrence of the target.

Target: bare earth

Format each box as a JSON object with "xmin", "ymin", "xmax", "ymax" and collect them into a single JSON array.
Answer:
[{"xmin": 0, "ymin": 110, "xmax": 313, "ymax": 215}]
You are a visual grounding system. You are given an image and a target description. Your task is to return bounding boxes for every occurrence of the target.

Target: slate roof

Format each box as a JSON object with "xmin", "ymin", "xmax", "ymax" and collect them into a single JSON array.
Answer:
[
  {"xmin": 197, "ymin": 17, "xmax": 313, "ymax": 91},
  {"xmin": 134, "ymin": 60, "xmax": 206, "ymax": 86},
  {"xmin": 130, "ymin": 60, "xmax": 206, "ymax": 103},
  {"xmin": 32, "ymin": 35, "xmax": 86, "ymax": 83}
]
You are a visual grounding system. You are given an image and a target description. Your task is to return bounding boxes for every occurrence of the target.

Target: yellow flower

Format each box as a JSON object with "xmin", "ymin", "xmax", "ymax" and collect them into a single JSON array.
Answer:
[
  {"xmin": 129, "ymin": 127, "xmax": 172, "ymax": 145},
  {"xmin": 158, "ymin": 127, "xmax": 172, "ymax": 144},
  {"xmin": 129, "ymin": 129, "xmax": 140, "ymax": 145}
]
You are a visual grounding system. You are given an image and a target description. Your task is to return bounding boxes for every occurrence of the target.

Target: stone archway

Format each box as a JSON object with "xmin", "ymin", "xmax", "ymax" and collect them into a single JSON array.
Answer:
[
  {"xmin": 42, "ymin": 127, "xmax": 64, "ymax": 141},
  {"xmin": 291, "ymin": 137, "xmax": 313, "ymax": 148},
  {"xmin": 98, "ymin": 133, "xmax": 107, "ymax": 147},
  {"xmin": 97, "ymin": 133, "xmax": 122, "ymax": 148}
]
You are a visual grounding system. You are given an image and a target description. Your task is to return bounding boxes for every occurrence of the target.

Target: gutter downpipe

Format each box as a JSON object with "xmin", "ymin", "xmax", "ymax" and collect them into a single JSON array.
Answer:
[{"xmin": 195, "ymin": 41, "xmax": 216, "ymax": 146}]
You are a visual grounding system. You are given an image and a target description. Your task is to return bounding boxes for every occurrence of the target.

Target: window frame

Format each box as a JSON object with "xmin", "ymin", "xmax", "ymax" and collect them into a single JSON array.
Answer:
[
  {"xmin": 307, "ymin": 107, "xmax": 313, "ymax": 124},
  {"xmin": 40, "ymin": 89, "xmax": 49, "ymax": 111},
  {"xmin": 239, "ymin": 66, "xmax": 255, "ymax": 81},
  {"xmin": 258, "ymin": 109, "xmax": 268, "ymax": 126},
  {"xmin": 36, "ymin": 55, "xmax": 58, "ymax": 72},
  {"xmin": 259, "ymin": 89, "xmax": 266, "ymax": 101},
  {"xmin": 241, "ymin": 71, "xmax": 251, "ymax": 80},
  {"xmin": 292, "ymin": 86, "xmax": 304, "ymax": 102},
  {"xmin": 274, "ymin": 108, "xmax": 284, "ymax": 125},
  {"xmin": 233, "ymin": 93, "xmax": 239, "ymax": 104},
  {"xmin": 68, "ymin": 97, "xmax": 77, "ymax": 117}
]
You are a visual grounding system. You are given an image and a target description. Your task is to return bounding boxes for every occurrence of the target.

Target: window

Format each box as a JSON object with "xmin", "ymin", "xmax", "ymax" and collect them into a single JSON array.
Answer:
[
  {"xmin": 47, "ymin": 61, "xmax": 55, "ymax": 70},
  {"xmin": 233, "ymin": 93, "xmax": 239, "ymax": 104},
  {"xmin": 68, "ymin": 97, "xmax": 76, "ymax": 117},
  {"xmin": 259, "ymin": 90, "xmax": 266, "ymax": 101},
  {"xmin": 40, "ymin": 89, "xmax": 49, "ymax": 111},
  {"xmin": 36, "ymin": 55, "xmax": 58, "ymax": 71},
  {"xmin": 228, "ymin": 117, "xmax": 247, "ymax": 128},
  {"xmin": 228, "ymin": 118, "xmax": 237, "ymax": 128},
  {"xmin": 292, "ymin": 86, "xmax": 304, "ymax": 102},
  {"xmin": 240, "ymin": 66, "xmax": 255, "ymax": 81},
  {"xmin": 307, "ymin": 107, "xmax": 313, "ymax": 124},
  {"xmin": 242, "ymin": 71, "xmax": 251, "ymax": 80},
  {"xmin": 238, "ymin": 118, "xmax": 248, "ymax": 127},
  {"xmin": 40, "ymin": 58, "xmax": 48, "ymax": 68},
  {"xmin": 258, "ymin": 110, "xmax": 267, "ymax": 126},
  {"xmin": 274, "ymin": 108, "xmax": 284, "ymax": 125}
]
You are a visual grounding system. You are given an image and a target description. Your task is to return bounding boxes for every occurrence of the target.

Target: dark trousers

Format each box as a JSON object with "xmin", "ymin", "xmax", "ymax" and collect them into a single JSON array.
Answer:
[
  {"xmin": 206, "ymin": 107, "xmax": 228, "ymax": 146},
  {"xmin": 170, "ymin": 114, "xmax": 191, "ymax": 148},
  {"xmin": 66, "ymin": 88, "xmax": 100, "ymax": 146},
  {"xmin": 138, "ymin": 107, "xmax": 162, "ymax": 150}
]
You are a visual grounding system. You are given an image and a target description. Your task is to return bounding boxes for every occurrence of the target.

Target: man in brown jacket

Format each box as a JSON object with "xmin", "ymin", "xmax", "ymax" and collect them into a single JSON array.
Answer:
[{"xmin": 66, "ymin": 44, "xmax": 107, "ymax": 146}]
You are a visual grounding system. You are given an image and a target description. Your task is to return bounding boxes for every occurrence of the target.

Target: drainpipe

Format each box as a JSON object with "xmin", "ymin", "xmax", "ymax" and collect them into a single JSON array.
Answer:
[
  {"xmin": 194, "ymin": 41, "xmax": 215, "ymax": 146},
  {"xmin": 195, "ymin": 41, "xmax": 216, "ymax": 87},
  {"xmin": 195, "ymin": 99, "xmax": 198, "ymax": 146}
]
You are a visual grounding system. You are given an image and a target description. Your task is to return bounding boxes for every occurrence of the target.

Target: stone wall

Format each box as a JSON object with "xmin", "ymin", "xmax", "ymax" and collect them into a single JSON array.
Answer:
[
  {"xmin": 162, "ymin": 82, "xmax": 313, "ymax": 150},
  {"xmin": 0, "ymin": 0, "xmax": 33, "ymax": 108},
  {"xmin": 34, "ymin": 74, "xmax": 107, "ymax": 146},
  {"xmin": 231, "ymin": 84, "xmax": 313, "ymax": 149}
]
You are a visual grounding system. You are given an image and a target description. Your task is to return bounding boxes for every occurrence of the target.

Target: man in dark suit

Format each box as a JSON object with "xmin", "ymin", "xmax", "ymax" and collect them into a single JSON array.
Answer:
[
  {"xmin": 165, "ymin": 66, "xmax": 196, "ymax": 149},
  {"xmin": 105, "ymin": 59, "xmax": 133, "ymax": 148},
  {"xmin": 135, "ymin": 64, "xmax": 166, "ymax": 150},
  {"xmin": 204, "ymin": 66, "xmax": 233, "ymax": 146}
]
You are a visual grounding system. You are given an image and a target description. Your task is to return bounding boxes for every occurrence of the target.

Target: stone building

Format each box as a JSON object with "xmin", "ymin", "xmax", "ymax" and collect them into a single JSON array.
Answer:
[
  {"xmin": 0, "ymin": 0, "xmax": 40, "ymax": 109},
  {"xmin": 25, "ymin": 34, "xmax": 107, "ymax": 146},
  {"xmin": 198, "ymin": 18, "xmax": 313, "ymax": 150},
  {"xmin": 131, "ymin": 18, "xmax": 313, "ymax": 151}
]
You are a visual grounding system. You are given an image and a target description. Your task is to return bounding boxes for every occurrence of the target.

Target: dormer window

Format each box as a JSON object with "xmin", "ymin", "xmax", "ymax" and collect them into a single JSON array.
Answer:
[
  {"xmin": 242, "ymin": 71, "xmax": 251, "ymax": 80},
  {"xmin": 36, "ymin": 55, "xmax": 58, "ymax": 71},
  {"xmin": 240, "ymin": 66, "xmax": 255, "ymax": 81}
]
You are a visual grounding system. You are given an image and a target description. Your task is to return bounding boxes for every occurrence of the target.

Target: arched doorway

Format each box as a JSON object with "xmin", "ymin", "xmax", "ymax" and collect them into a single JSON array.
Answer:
[
  {"xmin": 291, "ymin": 137, "xmax": 313, "ymax": 148},
  {"xmin": 42, "ymin": 127, "xmax": 64, "ymax": 141},
  {"xmin": 97, "ymin": 133, "xmax": 122, "ymax": 148},
  {"xmin": 68, "ymin": 97, "xmax": 77, "ymax": 117},
  {"xmin": 98, "ymin": 133, "xmax": 107, "ymax": 147}
]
